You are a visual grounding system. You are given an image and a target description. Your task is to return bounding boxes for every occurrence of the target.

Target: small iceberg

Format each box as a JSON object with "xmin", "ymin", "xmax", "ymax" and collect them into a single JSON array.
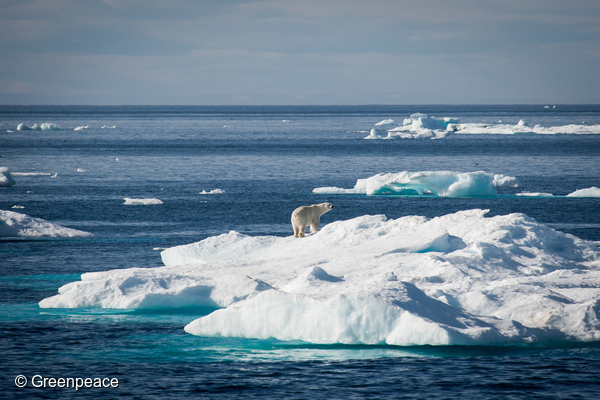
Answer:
[
  {"xmin": 0, "ymin": 167, "xmax": 15, "ymax": 187},
  {"xmin": 123, "ymin": 198, "xmax": 164, "ymax": 205},
  {"xmin": 17, "ymin": 122, "xmax": 62, "ymax": 131},
  {"xmin": 0, "ymin": 210, "xmax": 93, "ymax": 238},
  {"xmin": 199, "ymin": 189, "xmax": 225, "ymax": 195},
  {"xmin": 313, "ymin": 171, "xmax": 514, "ymax": 197},
  {"xmin": 375, "ymin": 119, "xmax": 395, "ymax": 126},
  {"xmin": 567, "ymin": 187, "xmax": 600, "ymax": 198}
]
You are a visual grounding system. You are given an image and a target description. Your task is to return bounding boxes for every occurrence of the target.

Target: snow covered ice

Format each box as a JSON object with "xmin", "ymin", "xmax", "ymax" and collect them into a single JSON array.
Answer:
[
  {"xmin": 0, "ymin": 210, "xmax": 93, "ymax": 238},
  {"xmin": 40, "ymin": 209, "xmax": 600, "ymax": 346},
  {"xmin": 313, "ymin": 171, "xmax": 518, "ymax": 197}
]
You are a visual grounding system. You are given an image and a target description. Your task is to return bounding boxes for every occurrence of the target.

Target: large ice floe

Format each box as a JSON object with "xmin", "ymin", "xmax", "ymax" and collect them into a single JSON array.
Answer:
[
  {"xmin": 313, "ymin": 171, "xmax": 518, "ymax": 197},
  {"xmin": 0, "ymin": 210, "xmax": 92, "ymax": 238},
  {"xmin": 40, "ymin": 209, "xmax": 600, "ymax": 346},
  {"xmin": 366, "ymin": 113, "xmax": 600, "ymax": 139}
]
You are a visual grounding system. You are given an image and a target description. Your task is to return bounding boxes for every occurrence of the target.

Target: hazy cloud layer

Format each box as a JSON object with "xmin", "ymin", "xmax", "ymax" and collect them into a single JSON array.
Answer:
[{"xmin": 1, "ymin": 0, "xmax": 599, "ymax": 104}]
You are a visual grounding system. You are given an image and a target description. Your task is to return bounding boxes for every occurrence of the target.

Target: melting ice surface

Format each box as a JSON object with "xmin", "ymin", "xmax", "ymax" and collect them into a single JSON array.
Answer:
[
  {"xmin": 40, "ymin": 209, "xmax": 600, "ymax": 346},
  {"xmin": 0, "ymin": 210, "xmax": 92, "ymax": 238},
  {"xmin": 366, "ymin": 113, "xmax": 600, "ymax": 139},
  {"xmin": 314, "ymin": 171, "xmax": 518, "ymax": 197}
]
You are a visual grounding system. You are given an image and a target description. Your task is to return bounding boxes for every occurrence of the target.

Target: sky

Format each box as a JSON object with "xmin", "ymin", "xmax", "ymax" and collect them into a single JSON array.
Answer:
[{"xmin": 1, "ymin": 0, "xmax": 599, "ymax": 105}]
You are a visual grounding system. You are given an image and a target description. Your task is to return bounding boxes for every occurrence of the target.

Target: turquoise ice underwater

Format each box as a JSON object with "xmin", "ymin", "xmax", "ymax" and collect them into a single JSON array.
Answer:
[{"xmin": 2, "ymin": 105, "xmax": 600, "ymax": 398}]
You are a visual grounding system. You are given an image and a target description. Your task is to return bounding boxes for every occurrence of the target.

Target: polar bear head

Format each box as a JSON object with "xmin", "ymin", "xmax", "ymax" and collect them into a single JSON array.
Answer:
[{"xmin": 317, "ymin": 203, "xmax": 334, "ymax": 214}]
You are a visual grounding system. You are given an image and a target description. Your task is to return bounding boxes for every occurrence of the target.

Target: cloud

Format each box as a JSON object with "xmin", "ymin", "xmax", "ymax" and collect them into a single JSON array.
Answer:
[{"xmin": 0, "ymin": 0, "xmax": 598, "ymax": 104}]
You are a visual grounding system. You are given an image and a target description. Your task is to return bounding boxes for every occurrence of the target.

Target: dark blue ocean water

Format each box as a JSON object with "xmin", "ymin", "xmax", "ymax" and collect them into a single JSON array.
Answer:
[{"xmin": 1, "ymin": 105, "xmax": 600, "ymax": 399}]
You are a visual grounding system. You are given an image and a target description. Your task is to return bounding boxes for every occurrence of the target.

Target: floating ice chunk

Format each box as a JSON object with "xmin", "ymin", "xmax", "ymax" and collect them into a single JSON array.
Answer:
[
  {"xmin": 199, "ymin": 189, "xmax": 225, "ymax": 195},
  {"xmin": 0, "ymin": 210, "xmax": 92, "ymax": 238},
  {"xmin": 76, "ymin": 168, "xmax": 87, "ymax": 173},
  {"xmin": 364, "ymin": 128, "xmax": 382, "ymax": 139},
  {"xmin": 375, "ymin": 119, "xmax": 395, "ymax": 126},
  {"xmin": 517, "ymin": 192, "xmax": 555, "ymax": 197},
  {"xmin": 101, "ymin": 125, "xmax": 116, "ymax": 129},
  {"xmin": 382, "ymin": 114, "xmax": 460, "ymax": 139},
  {"xmin": 40, "ymin": 210, "xmax": 600, "ymax": 345},
  {"xmin": 0, "ymin": 167, "xmax": 16, "ymax": 187},
  {"xmin": 11, "ymin": 205, "xmax": 25, "ymax": 209},
  {"xmin": 313, "ymin": 171, "xmax": 500, "ymax": 197},
  {"xmin": 567, "ymin": 187, "xmax": 600, "ymax": 198},
  {"xmin": 74, "ymin": 126, "xmax": 89, "ymax": 131},
  {"xmin": 493, "ymin": 174, "xmax": 521, "ymax": 188},
  {"xmin": 123, "ymin": 198, "xmax": 164, "ymax": 205},
  {"xmin": 17, "ymin": 122, "xmax": 61, "ymax": 130},
  {"xmin": 10, "ymin": 171, "xmax": 52, "ymax": 177}
]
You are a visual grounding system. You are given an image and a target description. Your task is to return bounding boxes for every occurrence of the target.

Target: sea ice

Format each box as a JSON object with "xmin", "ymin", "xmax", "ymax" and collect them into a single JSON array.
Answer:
[
  {"xmin": 364, "ymin": 113, "xmax": 600, "ymax": 138},
  {"xmin": 567, "ymin": 187, "xmax": 600, "ymax": 197},
  {"xmin": 123, "ymin": 198, "xmax": 164, "ymax": 205},
  {"xmin": 375, "ymin": 119, "xmax": 395, "ymax": 126},
  {"xmin": 380, "ymin": 114, "xmax": 460, "ymax": 139},
  {"xmin": 199, "ymin": 189, "xmax": 225, "ymax": 195},
  {"xmin": 313, "ymin": 171, "xmax": 508, "ymax": 197},
  {"xmin": 40, "ymin": 209, "xmax": 600, "ymax": 346},
  {"xmin": 0, "ymin": 210, "xmax": 93, "ymax": 238},
  {"xmin": 0, "ymin": 167, "xmax": 15, "ymax": 187},
  {"xmin": 17, "ymin": 122, "xmax": 62, "ymax": 131}
]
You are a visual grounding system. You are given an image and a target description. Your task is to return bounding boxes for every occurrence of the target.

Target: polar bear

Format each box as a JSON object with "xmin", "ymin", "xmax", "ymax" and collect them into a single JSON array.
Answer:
[{"xmin": 291, "ymin": 203, "xmax": 334, "ymax": 238}]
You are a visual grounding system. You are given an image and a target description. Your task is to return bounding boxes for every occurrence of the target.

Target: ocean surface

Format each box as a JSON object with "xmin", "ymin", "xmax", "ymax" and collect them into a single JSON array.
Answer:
[{"xmin": 1, "ymin": 104, "xmax": 600, "ymax": 399}]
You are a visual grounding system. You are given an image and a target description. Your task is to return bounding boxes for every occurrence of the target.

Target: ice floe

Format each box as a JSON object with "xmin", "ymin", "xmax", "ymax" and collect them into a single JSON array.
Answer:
[
  {"xmin": 40, "ymin": 209, "xmax": 600, "ymax": 346},
  {"xmin": 17, "ymin": 122, "xmax": 62, "ymax": 131},
  {"xmin": 567, "ymin": 187, "xmax": 600, "ymax": 198},
  {"xmin": 0, "ymin": 167, "xmax": 15, "ymax": 187},
  {"xmin": 313, "ymin": 171, "xmax": 517, "ymax": 197},
  {"xmin": 123, "ymin": 198, "xmax": 164, "ymax": 205},
  {"xmin": 199, "ymin": 189, "xmax": 225, "ymax": 195},
  {"xmin": 0, "ymin": 210, "xmax": 92, "ymax": 238},
  {"xmin": 366, "ymin": 113, "xmax": 600, "ymax": 139}
]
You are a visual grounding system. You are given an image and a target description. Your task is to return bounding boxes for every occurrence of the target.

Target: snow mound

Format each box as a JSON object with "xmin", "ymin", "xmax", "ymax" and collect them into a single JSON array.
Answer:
[
  {"xmin": 567, "ymin": 187, "xmax": 600, "ymax": 198},
  {"xmin": 0, "ymin": 167, "xmax": 15, "ymax": 187},
  {"xmin": 123, "ymin": 198, "xmax": 164, "ymax": 205},
  {"xmin": 40, "ymin": 210, "xmax": 600, "ymax": 346},
  {"xmin": 0, "ymin": 210, "xmax": 93, "ymax": 238},
  {"xmin": 313, "ymin": 171, "xmax": 514, "ymax": 197}
]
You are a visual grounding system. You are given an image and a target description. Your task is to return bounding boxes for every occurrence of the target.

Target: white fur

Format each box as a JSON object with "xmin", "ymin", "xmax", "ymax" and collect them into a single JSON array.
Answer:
[{"xmin": 291, "ymin": 203, "xmax": 334, "ymax": 238}]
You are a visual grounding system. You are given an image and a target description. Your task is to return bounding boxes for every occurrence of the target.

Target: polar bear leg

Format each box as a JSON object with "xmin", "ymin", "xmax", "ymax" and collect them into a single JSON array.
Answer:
[{"xmin": 309, "ymin": 216, "xmax": 320, "ymax": 233}]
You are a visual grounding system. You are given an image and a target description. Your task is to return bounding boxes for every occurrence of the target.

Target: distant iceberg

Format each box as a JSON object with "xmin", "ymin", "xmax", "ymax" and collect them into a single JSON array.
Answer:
[
  {"xmin": 40, "ymin": 209, "xmax": 600, "ymax": 346},
  {"xmin": 123, "ymin": 198, "xmax": 164, "ymax": 205},
  {"xmin": 364, "ymin": 113, "xmax": 600, "ymax": 139},
  {"xmin": 567, "ymin": 187, "xmax": 600, "ymax": 198},
  {"xmin": 0, "ymin": 167, "xmax": 15, "ymax": 187},
  {"xmin": 313, "ymin": 171, "xmax": 514, "ymax": 197},
  {"xmin": 375, "ymin": 119, "xmax": 395, "ymax": 126},
  {"xmin": 0, "ymin": 210, "xmax": 92, "ymax": 238},
  {"xmin": 17, "ymin": 122, "xmax": 62, "ymax": 131},
  {"xmin": 199, "ymin": 189, "xmax": 225, "ymax": 195}
]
